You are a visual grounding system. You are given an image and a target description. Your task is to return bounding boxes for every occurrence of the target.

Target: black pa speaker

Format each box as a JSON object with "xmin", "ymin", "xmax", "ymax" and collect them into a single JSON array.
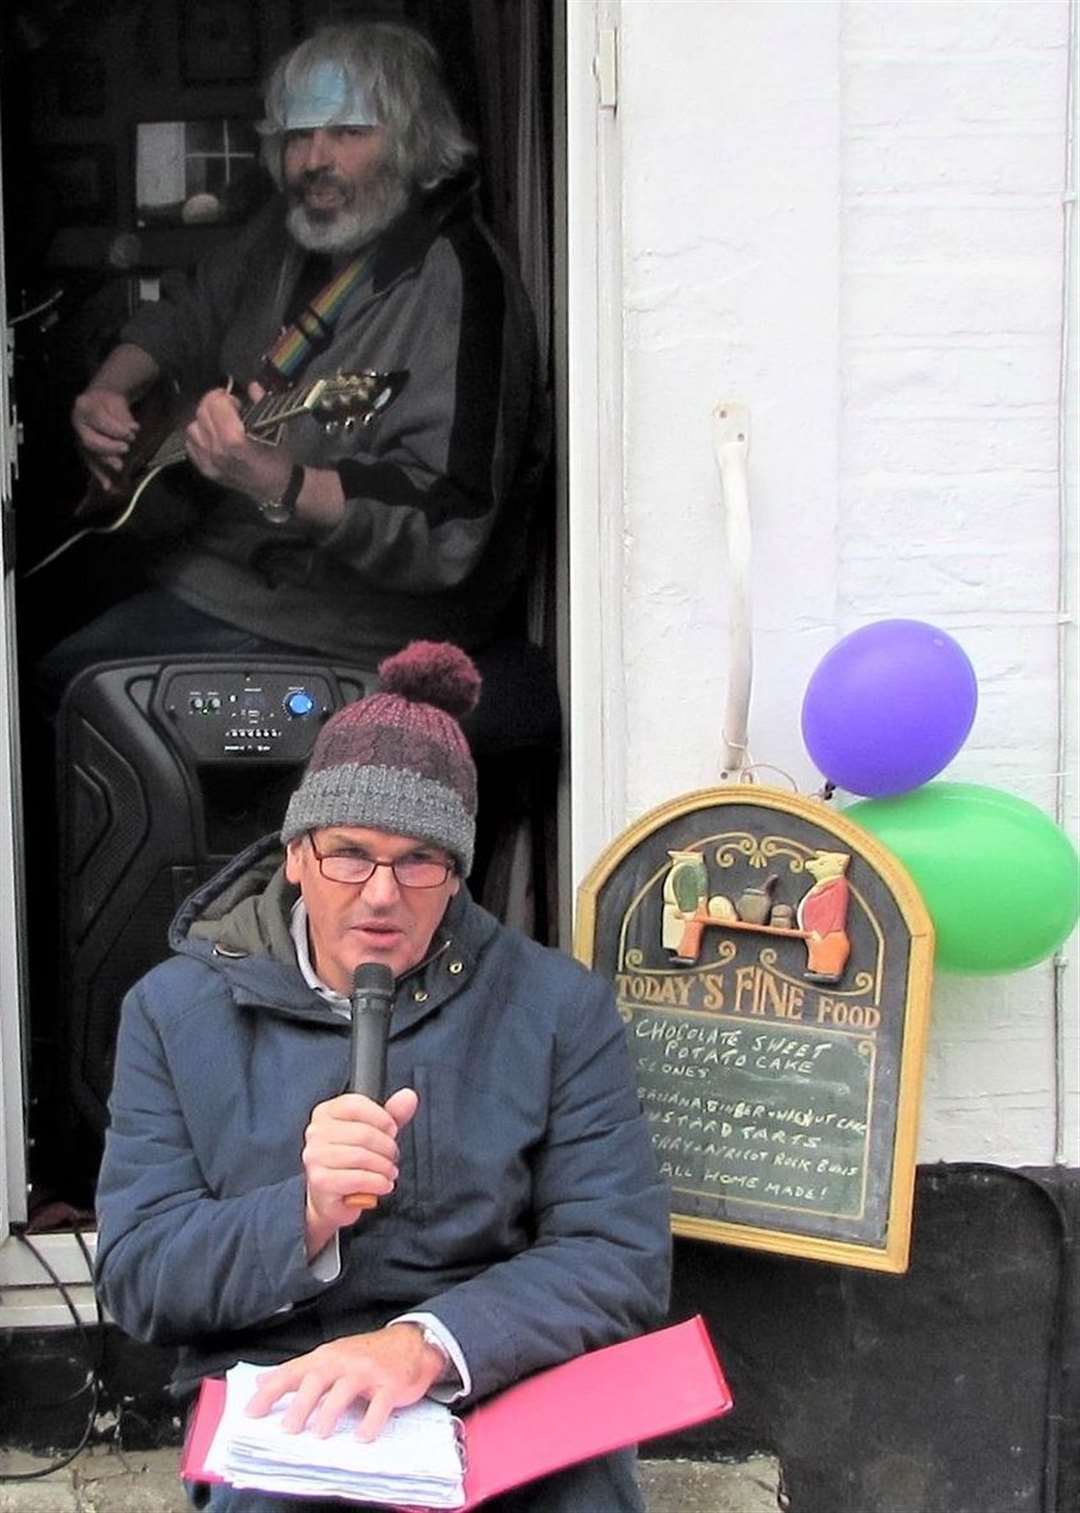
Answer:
[{"xmin": 56, "ymin": 657, "xmax": 372, "ymax": 1154}]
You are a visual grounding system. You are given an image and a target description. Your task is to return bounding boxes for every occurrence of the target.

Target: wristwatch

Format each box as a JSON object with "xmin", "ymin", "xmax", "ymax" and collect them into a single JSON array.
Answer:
[
  {"xmin": 258, "ymin": 463, "xmax": 304, "ymax": 525},
  {"xmin": 419, "ymin": 1325, "xmax": 454, "ymax": 1382}
]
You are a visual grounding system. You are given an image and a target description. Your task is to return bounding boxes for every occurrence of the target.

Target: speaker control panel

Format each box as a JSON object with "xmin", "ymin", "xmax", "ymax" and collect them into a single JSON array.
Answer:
[{"xmin": 154, "ymin": 665, "xmax": 366, "ymax": 764}]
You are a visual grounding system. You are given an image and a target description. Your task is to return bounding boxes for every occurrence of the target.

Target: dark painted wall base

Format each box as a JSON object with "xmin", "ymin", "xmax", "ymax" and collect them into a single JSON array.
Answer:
[
  {"xmin": 659, "ymin": 1163, "xmax": 1079, "ymax": 1513},
  {"xmin": 1, "ymin": 1164, "xmax": 1077, "ymax": 1512}
]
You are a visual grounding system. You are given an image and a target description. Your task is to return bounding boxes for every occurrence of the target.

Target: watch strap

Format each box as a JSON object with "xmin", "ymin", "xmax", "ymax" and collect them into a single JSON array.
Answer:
[
  {"xmin": 259, "ymin": 463, "xmax": 304, "ymax": 525},
  {"xmin": 418, "ymin": 1325, "xmax": 455, "ymax": 1384}
]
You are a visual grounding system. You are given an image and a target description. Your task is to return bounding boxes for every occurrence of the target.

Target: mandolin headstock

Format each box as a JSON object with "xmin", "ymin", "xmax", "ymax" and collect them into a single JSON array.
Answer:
[{"xmin": 304, "ymin": 370, "xmax": 409, "ymax": 433}]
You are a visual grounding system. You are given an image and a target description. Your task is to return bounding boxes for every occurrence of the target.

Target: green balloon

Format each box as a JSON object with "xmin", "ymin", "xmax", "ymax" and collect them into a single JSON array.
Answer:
[{"xmin": 846, "ymin": 782, "xmax": 1080, "ymax": 975}]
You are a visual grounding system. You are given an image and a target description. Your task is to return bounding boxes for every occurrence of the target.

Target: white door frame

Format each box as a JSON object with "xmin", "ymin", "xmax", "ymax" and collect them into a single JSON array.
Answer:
[
  {"xmin": 561, "ymin": 0, "xmax": 627, "ymax": 930},
  {"xmin": 0, "ymin": 140, "xmax": 29, "ymax": 1249}
]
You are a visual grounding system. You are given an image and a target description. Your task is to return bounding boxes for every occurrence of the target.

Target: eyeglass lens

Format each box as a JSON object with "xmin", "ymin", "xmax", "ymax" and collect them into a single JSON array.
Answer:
[{"xmin": 309, "ymin": 837, "xmax": 450, "ymax": 888}]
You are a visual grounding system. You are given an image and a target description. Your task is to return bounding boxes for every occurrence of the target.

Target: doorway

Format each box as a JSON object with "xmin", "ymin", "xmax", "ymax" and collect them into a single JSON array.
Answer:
[{"xmin": 0, "ymin": 0, "xmax": 560, "ymax": 1226}]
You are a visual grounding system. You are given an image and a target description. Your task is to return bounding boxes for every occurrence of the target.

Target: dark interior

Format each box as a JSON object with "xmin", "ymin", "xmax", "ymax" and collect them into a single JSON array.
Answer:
[{"xmin": 1, "ymin": 0, "xmax": 558, "ymax": 1221}]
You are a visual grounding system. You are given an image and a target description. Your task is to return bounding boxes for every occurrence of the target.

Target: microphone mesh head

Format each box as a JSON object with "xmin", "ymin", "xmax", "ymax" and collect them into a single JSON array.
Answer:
[{"xmin": 352, "ymin": 962, "xmax": 394, "ymax": 995}]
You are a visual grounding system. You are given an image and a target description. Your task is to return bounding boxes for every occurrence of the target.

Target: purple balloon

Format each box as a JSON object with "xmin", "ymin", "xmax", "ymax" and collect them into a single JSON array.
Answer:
[{"xmin": 801, "ymin": 619, "xmax": 978, "ymax": 797}]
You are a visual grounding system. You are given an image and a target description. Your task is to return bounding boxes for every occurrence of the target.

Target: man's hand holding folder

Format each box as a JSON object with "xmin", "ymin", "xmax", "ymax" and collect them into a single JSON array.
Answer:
[
  {"xmin": 183, "ymin": 1316, "xmax": 734, "ymax": 1510},
  {"xmin": 243, "ymin": 1325, "xmax": 444, "ymax": 1440},
  {"xmin": 245, "ymin": 1322, "xmax": 449, "ymax": 1444}
]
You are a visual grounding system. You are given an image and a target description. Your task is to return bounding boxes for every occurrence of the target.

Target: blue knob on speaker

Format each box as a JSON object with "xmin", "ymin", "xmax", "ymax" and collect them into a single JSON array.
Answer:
[{"xmin": 284, "ymin": 689, "xmax": 316, "ymax": 719}]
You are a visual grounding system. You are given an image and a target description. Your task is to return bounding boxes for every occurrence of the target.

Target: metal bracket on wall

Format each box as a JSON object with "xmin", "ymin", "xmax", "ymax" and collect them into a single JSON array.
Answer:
[
  {"xmin": 594, "ymin": 28, "xmax": 617, "ymax": 110},
  {"xmin": 713, "ymin": 401, "xmax": 752, "ymax": 779}
]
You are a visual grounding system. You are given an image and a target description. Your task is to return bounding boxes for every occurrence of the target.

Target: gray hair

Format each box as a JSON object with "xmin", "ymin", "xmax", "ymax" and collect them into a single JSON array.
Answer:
[{"xmin": 259, "ymin": 22, "xmax": 475, "ymax": 193}]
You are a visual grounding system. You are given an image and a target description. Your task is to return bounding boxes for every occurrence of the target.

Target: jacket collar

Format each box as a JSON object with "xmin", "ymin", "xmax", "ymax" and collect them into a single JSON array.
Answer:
[
  {"xmin": 368, "ymin": 172, "xmax": 479, "ymax": 293},
  {"xmin": 172, "ymin": 834, "xmax": 499, "ymax": 1032},
  {"xmin": 388, "ymin": 885, "xmax": 497, "ymax": 1035}
]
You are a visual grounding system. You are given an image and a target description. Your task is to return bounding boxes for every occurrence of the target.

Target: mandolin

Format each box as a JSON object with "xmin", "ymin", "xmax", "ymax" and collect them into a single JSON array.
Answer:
[{"xmin": 25, "ymin": 369, "xmax": 407, "ymax": 578}]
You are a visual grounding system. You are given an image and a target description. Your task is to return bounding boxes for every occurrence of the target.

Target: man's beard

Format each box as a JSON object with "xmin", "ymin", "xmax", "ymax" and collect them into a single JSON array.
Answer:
[{"xmin": 286, "ymin": 164, "xmax": 409, "ymax": 255}]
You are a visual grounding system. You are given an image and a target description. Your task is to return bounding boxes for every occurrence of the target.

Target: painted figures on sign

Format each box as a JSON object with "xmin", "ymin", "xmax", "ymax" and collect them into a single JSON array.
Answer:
[
  {"xmin": 796, "ymin": 851, "xmax": 852, "ymax": 984},
  {"xmin": 660, "ymin": 845, "xmax": 853, "ymax": 986}
]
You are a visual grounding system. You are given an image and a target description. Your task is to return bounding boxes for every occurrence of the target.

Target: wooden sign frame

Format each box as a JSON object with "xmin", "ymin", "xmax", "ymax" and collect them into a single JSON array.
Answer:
[{"xmin": 575, "ymin": 786, "xmax": 934, "ymax": 1272}]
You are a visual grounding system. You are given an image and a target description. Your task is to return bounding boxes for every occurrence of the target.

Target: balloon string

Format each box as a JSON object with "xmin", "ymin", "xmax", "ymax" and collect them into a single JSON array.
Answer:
[
  {"xmin": 740, "ymin": 763, "xmax": 801, "ymax": 793},
  {"xmin": 719, "ymin": 725, "xmax": 813, "ymax": 796},
  {"xmin": 720, "ymin": 749, "xmax": 803, "ymax": 795}
]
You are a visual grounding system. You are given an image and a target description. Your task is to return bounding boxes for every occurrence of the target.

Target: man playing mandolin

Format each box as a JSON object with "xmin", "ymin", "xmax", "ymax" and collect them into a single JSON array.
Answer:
[{"xmin": 60, "ymin": 20, "xmax": 546, "ymax": 681}]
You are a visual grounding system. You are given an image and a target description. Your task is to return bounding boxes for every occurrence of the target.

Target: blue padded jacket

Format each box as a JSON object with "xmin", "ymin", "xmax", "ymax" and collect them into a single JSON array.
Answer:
[{"xmin": 95, "ymin": 835, "xmax": 672, "ymax": 1407}]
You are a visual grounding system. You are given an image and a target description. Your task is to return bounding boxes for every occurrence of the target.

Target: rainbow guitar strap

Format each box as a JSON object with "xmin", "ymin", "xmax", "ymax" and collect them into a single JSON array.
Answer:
[{"xmin": 260, "ymin": 251, "xmax": 372, "ymax": 389}]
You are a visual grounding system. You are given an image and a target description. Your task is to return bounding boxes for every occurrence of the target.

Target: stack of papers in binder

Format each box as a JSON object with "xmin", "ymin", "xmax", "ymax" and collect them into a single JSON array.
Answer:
[
  {"xmin": 185, "ymin": 1317, "xmax": 735, "ymax": 1510},
  {"xmin": 204, "ymin": 1361, "xmax": 464, "ymax": 1508}
]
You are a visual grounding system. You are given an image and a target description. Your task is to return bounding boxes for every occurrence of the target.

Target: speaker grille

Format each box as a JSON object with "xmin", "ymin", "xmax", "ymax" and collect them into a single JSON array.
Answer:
[{"xmin": 55, "ymin": 658, "xmax": 367, "ymax": 1157}]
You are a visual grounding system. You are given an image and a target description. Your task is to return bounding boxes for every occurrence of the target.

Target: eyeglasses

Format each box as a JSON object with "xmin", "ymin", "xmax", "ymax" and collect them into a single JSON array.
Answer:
[{"xmin": 307, "ymin": 832, "xmax": 455, "ymax": 889}]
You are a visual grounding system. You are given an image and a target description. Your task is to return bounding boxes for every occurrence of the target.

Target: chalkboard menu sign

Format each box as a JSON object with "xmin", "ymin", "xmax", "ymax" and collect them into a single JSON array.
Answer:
[{"xmin": 575, "ymin": 786, "xmax": 934, "ymax": 1272}]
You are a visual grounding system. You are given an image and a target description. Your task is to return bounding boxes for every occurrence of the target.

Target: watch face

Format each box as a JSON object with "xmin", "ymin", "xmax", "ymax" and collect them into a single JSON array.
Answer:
[{"xmin": 259, "ymin": 464, "xmax": 303, "ymax": 524}]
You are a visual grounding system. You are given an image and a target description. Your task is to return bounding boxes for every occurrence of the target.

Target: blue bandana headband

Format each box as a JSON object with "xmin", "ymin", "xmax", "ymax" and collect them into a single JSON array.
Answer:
[{"xmin": 282, "ymin": 61, "xmax": 378, "ymax": 131}]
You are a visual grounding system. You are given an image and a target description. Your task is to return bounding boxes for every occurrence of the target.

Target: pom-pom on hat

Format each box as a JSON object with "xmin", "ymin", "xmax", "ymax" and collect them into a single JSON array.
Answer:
[{"xmin": 281, "ymin": 641, "xmax": 481, "ymax": 874}]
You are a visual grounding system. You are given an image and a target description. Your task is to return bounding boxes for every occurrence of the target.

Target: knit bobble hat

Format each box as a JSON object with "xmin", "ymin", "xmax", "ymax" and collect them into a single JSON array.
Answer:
[{"xmin": 281, "ymin": 641, "xmax": 481, "ymax": 874}]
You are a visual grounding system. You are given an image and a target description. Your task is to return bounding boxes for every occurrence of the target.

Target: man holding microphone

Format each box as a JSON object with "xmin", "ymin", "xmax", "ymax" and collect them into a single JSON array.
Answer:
[{"xmin": 95, "ymin": 640, "xmax": 671, "ymax": 1512}]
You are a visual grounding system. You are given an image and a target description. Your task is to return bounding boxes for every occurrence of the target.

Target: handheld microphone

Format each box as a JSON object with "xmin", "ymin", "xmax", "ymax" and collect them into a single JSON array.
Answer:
[
  {"xmin": 348, "ymin": 961, "xmax": 394, "ymax": 1099},
  {"xmin": 344, "ymin": 962, "xmax": 394, "ymax": 1210}
]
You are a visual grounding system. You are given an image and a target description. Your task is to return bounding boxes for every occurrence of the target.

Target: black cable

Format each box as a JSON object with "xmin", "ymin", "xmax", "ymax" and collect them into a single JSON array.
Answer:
[
  {"xmin": 72, "ymin": 1226, "xmax": 106, "ymax": 1377},
  {"xmin": 0, "ymin": 1229, "xmax": 102, "ymax": 1482},
  {"xmin": 73, "ymin": 1227, "xmax": 142, "ymax": 1450}
]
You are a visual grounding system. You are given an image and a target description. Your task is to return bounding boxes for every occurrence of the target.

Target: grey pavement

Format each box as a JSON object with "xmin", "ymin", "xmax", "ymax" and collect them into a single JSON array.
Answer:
[{"xmin": 0, "ymin": 1447, "xmax": 781, "ymax": 1511}]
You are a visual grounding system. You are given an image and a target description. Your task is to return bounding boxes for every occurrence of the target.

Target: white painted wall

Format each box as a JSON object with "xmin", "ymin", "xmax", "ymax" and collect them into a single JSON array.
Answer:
[{"xmin": 578, "ymin": 0, "xmax": 1077, "ymax": 1166}]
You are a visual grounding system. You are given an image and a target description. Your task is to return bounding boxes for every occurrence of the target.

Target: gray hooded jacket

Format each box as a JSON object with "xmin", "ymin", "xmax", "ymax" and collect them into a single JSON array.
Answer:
[{"xmin": 121, "ymin": 177, "xmax": 548, "ymax": 663}]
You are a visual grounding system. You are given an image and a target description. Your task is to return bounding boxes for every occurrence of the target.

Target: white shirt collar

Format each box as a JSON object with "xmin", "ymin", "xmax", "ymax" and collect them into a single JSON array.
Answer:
[{"xmin": 289, "ymin": 898, "xmax": 350, "ymax": 1014}]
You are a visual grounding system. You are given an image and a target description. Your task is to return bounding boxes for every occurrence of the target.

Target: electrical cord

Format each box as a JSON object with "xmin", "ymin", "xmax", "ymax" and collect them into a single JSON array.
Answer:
[
  {"xmin": 73, "ymin": 1226, "xmax": 108, "ymax": 1390},
  {"xmin": 0, "ymin": 1228, "xmax": 102, "ymax": 1481}
]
